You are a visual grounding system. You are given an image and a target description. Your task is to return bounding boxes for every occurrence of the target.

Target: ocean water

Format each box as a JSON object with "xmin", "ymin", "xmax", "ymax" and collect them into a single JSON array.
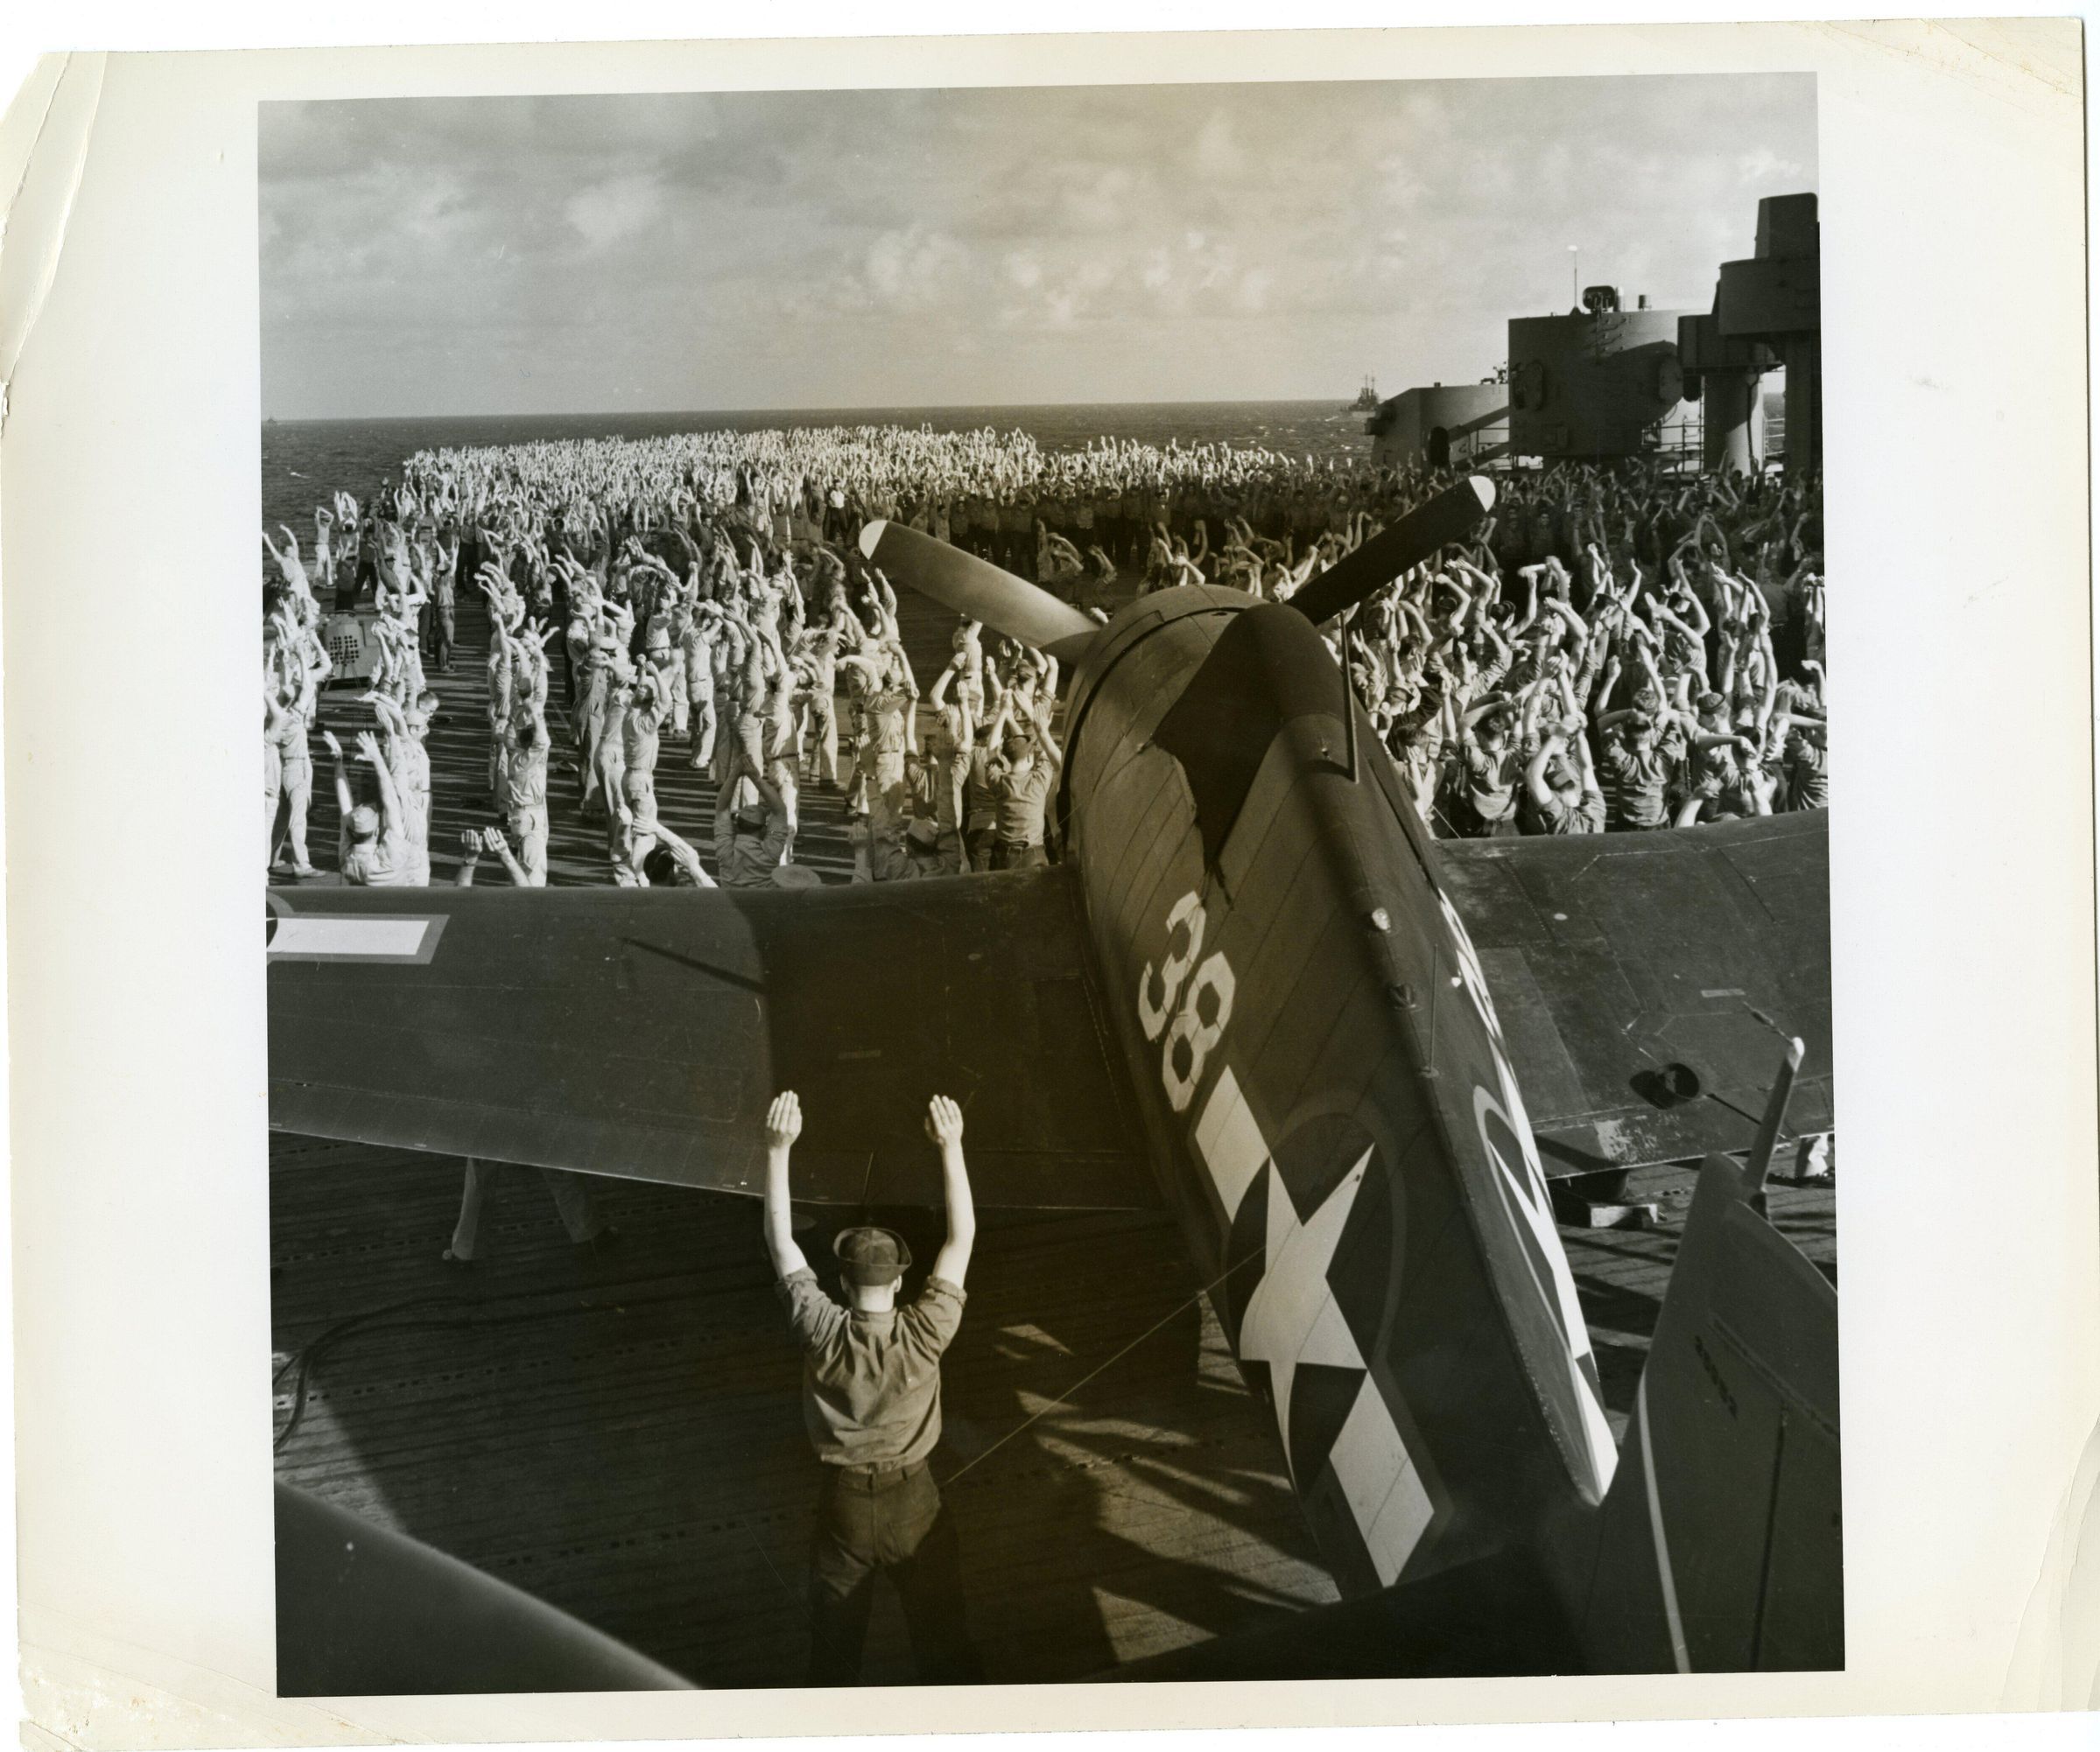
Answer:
[{"xmin": 259, "ymin": 400, "xmax": 1366, "ymax": 535}]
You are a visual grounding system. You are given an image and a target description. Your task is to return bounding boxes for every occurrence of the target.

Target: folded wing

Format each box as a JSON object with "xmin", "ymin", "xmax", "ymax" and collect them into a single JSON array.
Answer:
[
  {"xmin": 1434, "ymin": 812, "xmax": 1833, "ymax": 1176},
  {"xmin": 1571, "ymin": 1148, "xmax": 1841, "ymax": 1671},
  {"xmin": 266, "ymin": 869, "xmax": 1156, "ymax": 1210}
]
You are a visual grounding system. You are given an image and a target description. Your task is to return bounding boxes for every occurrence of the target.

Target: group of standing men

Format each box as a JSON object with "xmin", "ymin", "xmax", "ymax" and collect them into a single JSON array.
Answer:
[{"xmin": 263, "ymin": 468, "xmax": 1075, "ymax": 895}]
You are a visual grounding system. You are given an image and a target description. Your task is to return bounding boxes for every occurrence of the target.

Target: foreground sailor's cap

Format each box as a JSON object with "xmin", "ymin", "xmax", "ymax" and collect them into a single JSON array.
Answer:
[{"xmin": 834, "ymin": 1225, "xmax": 913, "ymax": 1286}]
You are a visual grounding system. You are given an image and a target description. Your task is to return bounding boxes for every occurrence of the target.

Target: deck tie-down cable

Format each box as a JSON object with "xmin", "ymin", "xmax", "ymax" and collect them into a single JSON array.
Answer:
[{"xmin": 941, "ymin": 1251, "xmax": 1261, "ymax": 1488}]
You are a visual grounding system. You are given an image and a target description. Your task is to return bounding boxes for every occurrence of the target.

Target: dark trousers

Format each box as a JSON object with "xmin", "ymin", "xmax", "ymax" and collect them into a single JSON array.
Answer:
[
  {"xmin": 808, "ymin": 1461, "xmax": 980, "ymax": 1685},
  {"xmin": 990, "ymin": 838, "xmax": 1048, "ymax": 872}
]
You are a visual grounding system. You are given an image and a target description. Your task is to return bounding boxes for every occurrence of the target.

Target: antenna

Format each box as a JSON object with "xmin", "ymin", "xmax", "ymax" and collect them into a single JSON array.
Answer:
[
  {"xmin": 1568, "ymin": 245, "xmax": 1579, "ymax": 310},
  {"xmin": 1745, "ymin": 1036, "xmax": 1806, "ymax": 1202}
]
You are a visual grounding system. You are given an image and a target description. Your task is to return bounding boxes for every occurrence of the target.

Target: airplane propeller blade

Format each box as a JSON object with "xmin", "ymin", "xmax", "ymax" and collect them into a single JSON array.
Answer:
[
  {"xmin": 859, "ymin": 519, "xmax": 1104, "ymax": 666},
  {"xmin": 1287, "ymin": 475, "xmax": 1497, "ymax": 626}
]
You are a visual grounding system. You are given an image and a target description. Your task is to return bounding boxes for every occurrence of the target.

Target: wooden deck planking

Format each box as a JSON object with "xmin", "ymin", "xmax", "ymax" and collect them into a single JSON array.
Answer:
[
  {"xmin": 270, "ymin": 1139, "xmax": 1339, "ymax": 1685},
  {"xmin": 270, "ymin": 1141, "xmax": 1837, "ymax": 1685}
]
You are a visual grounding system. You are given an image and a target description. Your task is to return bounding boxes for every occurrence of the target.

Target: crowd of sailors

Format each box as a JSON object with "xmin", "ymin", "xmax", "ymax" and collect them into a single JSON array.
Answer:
[{"xmin": 262, "ymin": 424, "xmax": 1828, "ymax": 888}]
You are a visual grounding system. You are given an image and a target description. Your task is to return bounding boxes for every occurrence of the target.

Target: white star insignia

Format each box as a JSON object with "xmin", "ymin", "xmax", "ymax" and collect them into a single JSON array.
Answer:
[{"xmin": 1237, "ymin": 1147, "xmax": 1373, "ymax": 1480}]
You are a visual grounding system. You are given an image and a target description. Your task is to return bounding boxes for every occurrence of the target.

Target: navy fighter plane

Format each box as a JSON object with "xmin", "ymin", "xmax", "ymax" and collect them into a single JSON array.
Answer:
[{"xmin": 268, "ymin": 479, "xmax": 1837, "ymax": 1685}]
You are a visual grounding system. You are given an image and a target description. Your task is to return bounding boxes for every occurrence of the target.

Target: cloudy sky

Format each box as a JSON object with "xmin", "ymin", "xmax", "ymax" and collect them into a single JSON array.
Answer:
[{"xmin": 259, "ymin": 76, "xmax": 1815, "ymax": 418}]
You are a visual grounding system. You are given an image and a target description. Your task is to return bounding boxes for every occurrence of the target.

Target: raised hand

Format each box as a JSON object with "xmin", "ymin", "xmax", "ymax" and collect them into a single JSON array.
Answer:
[
  {"xmin": 763, "ymin": 1090, "xmax": 804, "ymax": 1151},
  {"xmin": 924, "ymin": 1094, "xmax": 966, "ymax": 1150}
]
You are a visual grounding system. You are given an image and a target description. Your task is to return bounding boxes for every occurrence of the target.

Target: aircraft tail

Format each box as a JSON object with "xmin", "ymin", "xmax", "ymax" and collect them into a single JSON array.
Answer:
[{"xmin": 1570, "ymin": 1049, "xmax": 1842, "ymax": 1672}]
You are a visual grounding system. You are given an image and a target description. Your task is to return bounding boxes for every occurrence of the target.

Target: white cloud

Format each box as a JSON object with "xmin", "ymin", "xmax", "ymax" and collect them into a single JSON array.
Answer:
[
  {"xmin": 1060, "ymin": 165, "xmax": 1136, "ymax": 232},
  {"xmin": 565, "ymin": 175, "xmax": 664, "ymax": 251},
  {"xmin": 1737, "ymin": 146, "xmax": 1804, "ymax": 185},
  {"xmin": 861, "ymin": 227, "xmax": 969, "ymax": 311},
  {"xmin": 1234, "ymin": 267, "xmax": 1275, "ymax": 314}
]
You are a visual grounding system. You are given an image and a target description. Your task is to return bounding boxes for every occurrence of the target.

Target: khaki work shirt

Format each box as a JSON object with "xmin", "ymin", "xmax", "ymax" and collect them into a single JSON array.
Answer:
[{"xmin": 777, "ymin": 1269, "xmax": 966, "ymax": 1468}]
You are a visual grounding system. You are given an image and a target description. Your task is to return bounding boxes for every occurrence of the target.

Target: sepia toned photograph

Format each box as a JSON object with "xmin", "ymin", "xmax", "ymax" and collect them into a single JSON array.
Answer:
[{"xmin": 254, "ymin": 74, "xmax": 1839, "ymax": 1692}]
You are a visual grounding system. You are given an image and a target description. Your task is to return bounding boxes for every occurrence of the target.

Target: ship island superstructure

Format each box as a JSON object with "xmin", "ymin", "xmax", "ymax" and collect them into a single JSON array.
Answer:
[{"xmin": 1366, "ymin": 193, "xmax": 1820, "ymax": 479}]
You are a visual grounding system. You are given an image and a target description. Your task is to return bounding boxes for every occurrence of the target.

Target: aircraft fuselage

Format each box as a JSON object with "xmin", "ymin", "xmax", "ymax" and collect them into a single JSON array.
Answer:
[{"xmin": 1057, "ymin": 587, "xmax": 1619, "ymax": 1601}]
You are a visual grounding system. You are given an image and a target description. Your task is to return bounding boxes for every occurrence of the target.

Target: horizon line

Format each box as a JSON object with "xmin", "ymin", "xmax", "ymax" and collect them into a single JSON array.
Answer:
[{"xmin": 261, "ymin": 394, "xmax": 1380, "ymax": 425}]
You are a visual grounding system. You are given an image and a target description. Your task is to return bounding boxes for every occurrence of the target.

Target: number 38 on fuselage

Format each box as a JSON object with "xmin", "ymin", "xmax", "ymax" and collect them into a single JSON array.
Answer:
[{"xmin": 1056, "ymin": 585, "xmax": 1619, "ymax": 1602}]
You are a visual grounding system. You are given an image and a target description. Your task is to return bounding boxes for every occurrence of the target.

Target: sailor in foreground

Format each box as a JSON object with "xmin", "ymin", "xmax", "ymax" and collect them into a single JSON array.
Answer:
[{"xmin": 762, "ymin": 1090, "xmax": 982, "ymax": 1685}]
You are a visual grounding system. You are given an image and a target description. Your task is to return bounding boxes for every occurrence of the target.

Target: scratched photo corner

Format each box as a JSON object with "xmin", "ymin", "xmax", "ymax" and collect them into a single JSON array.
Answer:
[{"xmin": 260, "ymin": 67, "xmax": 1837, "ymax": 1694}]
